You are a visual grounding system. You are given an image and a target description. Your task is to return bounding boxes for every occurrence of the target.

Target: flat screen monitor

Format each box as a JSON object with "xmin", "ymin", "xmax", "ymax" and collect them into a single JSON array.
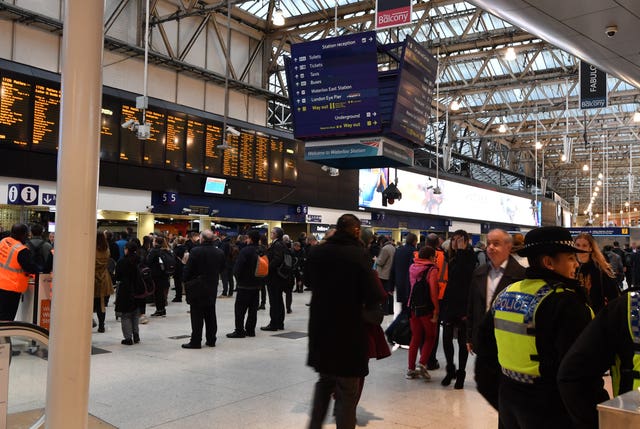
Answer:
[{"xmin": 204, "ymin": 177, "xmax": 226, "ymax": 194}]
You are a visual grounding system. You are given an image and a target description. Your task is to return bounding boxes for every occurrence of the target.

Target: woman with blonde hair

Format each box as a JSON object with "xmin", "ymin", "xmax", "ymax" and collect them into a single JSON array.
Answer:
[
  {"xmin": 95, "ymin": 231, "xmax": 115, "ymax": 332},
  {"xmin": 573, "ymin": 233, "xmax": 619, "ymax": 314}
]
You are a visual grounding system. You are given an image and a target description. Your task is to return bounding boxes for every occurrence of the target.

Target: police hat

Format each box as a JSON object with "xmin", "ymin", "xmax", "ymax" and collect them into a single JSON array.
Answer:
[{"xmin": 517, "ymin": 226, "xmax": 587, "ymax": 257}]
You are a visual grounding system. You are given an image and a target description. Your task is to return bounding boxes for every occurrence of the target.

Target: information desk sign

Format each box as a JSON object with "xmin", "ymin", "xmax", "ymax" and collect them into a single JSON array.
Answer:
[
  {"xmin": 391, "ymin": 36, "xmax": 438, "ymax": 146},
  {"xmin": 290, "ymin": 31, "xmax": 381, "ymax": 139},
  {"xmin": 7, "ymin": 183, "xmax": 39, "ymax": 205}
]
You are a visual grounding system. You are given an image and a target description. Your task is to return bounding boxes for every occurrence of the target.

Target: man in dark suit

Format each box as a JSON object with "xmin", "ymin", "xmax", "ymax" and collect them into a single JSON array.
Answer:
[
  {"xmin": 182, "ymin": 229, "xmax": 225, "ymax": 349},
  {"xmin": 466, "ymin": 229, "xmax": 526, "ymax": 354},
  {"xmin": 466, "ymin": 229, "xmax": 525, "ymax": 409},
  {"xmin": 261, "ymin": 226, "xmax": 290, "ymax": 331}
]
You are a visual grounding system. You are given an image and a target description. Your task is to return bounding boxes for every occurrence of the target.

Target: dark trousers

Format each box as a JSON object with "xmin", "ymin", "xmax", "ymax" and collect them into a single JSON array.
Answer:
[
  {"xmin": 442, "ymin": 319, "xmax": 468, "ymax": 371},
  {"xmin": 285, "ymin": 286, "xmax": 293, "ymax": 312},
  {"xmin": 428, "ymin": 322, "xmax": 441, "ymax": 367},
  {"xmin": 93, "ymin": 296, "xmax": 110, "ymax": 328},
  {"xmin": 221, "ymin": 267, "xmax": 234, "ymax": 296},
  {"xmin": 309, "ymin": 373, "xmax": 359, "ymax": 429},
  {"xmin": 259, "ymin": 284, "xmax": 266, "ymax": 306},
  {"xmin": 267, "ymin": 282, "xmax": 285, "ymax": 328},
  {"xmin": 189, "ymin": 302, "xmax": 217, "ymax": 346},
  {"xmin": 381, "ymin": 279, "xmax": 394, "ymax": 314},
  {"xmin": 154, "ymin": 276, "xmax": 170, "ymax": 312},
  {"xmin": 0, "ymin": 289, "xmax": 22, "ymax": 321},
  {"xmin": 499, "ymin": 377, "xmax": 572, "ymax": 429},
  {"xmin": 234, "ymin": 288, "xmax": 259, "ymax": 334},
  {"xmin": 173, "ymin": 270, "xmax": 183, "ymax": 300}
]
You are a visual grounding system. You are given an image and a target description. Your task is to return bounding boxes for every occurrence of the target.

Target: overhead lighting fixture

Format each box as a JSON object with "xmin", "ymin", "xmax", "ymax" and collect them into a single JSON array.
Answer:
[
  {"xmin": 633, "ymin": 110, "xmax": 640, "ymax": 122},
  {"xmin": 498, "ymin": 123, "xmax": 507, "ymax": 133},
  {"xmin": 272, "ymin": 2, "xmax": 285, "ymax": 26},
  {"xmin": 598, "ymin": 173, "xmax": 604, "ymax": 179},
  {"xmin": 450, "ymin": 98, "xmax": 461, "ymax": 111},
  {"xmin": 535, "ymin": 141, "xmax": 543, "ymax": 150},
  {"xmin": 504, "ymin": 47, "xmax": 516, "ymax": 61},
  {"xmin": 597, "ymin": 179, "xmax": 602, "ymax": 186},
  {"xmin": 561, "ymin": 154, "xmax": 567, "ymax": 161},
  {"xmin": 582, "ymin": 164, "xmax": 589, "ymax": 172}
]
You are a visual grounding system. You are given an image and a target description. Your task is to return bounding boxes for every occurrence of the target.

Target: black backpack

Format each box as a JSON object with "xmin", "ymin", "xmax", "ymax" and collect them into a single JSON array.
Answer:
[
  {"xmin": 134, "ymin": 263, "xmax": 155, "ymax": 299},
  {"xmin": 159, "ymin": 250, "xmax": 177, "ymax": 276},
  {"xmin": 409, "ymin": 266, "xmax": 435, "ymax": 316},
  {"xmin": 277, "ymin": 248, "xmax": 296, "ymax": 279},
  {"xmin": 27, "ymin": 240, "xmax": 46, "ymax": 272}
]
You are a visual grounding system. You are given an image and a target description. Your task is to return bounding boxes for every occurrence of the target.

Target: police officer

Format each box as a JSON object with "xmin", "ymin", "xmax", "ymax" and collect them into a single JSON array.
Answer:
[
  {"xmin": 475, "ymin": 226, "xmax": 593, "ymax": 429},
  {"xmin": 557, "ymin": 288, "xmax": 640, "ymax": 429},
  {"xmin": 0, "ymin": 224, "xmax": 40, "ymax": 320}
]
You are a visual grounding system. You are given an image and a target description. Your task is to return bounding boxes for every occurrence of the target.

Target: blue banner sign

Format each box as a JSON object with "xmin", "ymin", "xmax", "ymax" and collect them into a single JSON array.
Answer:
[
  {"xmin": 579, "ymin": 61, "xmax": 607, "ymax": 109},
  {"xmin": 568, "ymin": 227, "xmax": 629, "ymax": 236},
  {"xmin": 290, "ymin": 32, "xmax": 381, "ymax": 139}
]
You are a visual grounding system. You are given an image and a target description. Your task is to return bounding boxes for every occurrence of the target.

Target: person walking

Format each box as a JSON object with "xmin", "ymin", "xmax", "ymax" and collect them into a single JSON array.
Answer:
[{"xmin": 306, "ymin": 214, "xmax": 382, "ymax": 429}]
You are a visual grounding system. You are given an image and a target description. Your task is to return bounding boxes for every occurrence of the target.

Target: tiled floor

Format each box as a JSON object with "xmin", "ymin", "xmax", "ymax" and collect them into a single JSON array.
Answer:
[{"xmin": 9, "ymin": 291, "xmax": 499, "ymax": 428}]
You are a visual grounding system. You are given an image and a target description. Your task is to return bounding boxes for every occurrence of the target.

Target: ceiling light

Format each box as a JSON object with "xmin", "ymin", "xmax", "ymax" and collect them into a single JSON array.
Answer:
[
  {"xmin": 535, "ymin": 141, "xmax": 543, "ymax": 150},
  {"xmin": 635, "ymin": 207, "xmax": 638, "ymax": 212},
  {"xmin": 498, "ymin": 123, "xmax": 507, "ymax": 133},
  {"xmin": 625, "ymin": 201, "xmax": 630, "ymax": 207},
  {"xmin": 561, "ymin": 154, "xmax": 567, "ymax": 161},
  {"xmin": 595, "ymin": 186, "xmax": 600, "ymax": 192},
  {"xmin": 633, "ymin": 111, "xmax": 640, "ymax": 122},
  {"xmin": 598, "ymin": 173, "xmax": 604, "ymax": 179},
  {"xmin": 582, "ymin": 164, "xmax": 589, "ymax": 172},
  {"xmin": 272, "ymin": 4, "xmax": 285, "ymax": 26},
  {"xmin": 595, "ymin": 213, "xmax": 600, "ymax": 218},
  {"xmin": 504, "ymin": 47, "xmax": 516, "ymax": 61},
  {"xmin": 596, "ymin": 180, "xmax": 602, "ymax": 186},
  {"xmin": 450, "ymin": 99, "xmax": 461, "ymax": 111}
]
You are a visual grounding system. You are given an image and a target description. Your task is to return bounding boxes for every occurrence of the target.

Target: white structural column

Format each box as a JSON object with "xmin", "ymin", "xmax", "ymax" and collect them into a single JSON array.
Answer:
[
  {"xmin": 138, "ymin": 212, "xmax": 155, "ymax": 239},
  {"xmin": 45, "ymin": 1, "xmax": 105, "ymax": 428}
]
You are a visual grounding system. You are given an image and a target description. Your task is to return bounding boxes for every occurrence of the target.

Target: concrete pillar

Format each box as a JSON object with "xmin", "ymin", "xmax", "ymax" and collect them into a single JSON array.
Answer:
[
  {"xmin": 391, "ymin": 229, "xmax": 402, "ymax": 245},
  {"xmin": 45, "ymin": 0, "xmax": 105, "ymax": 427},
  {"xmin": 199, "ymin": 216, "xmax": 211, "ymax": 231},
  {"xmin": 137, "ymin": 213, "xmax": 154, "ymax": 239}
]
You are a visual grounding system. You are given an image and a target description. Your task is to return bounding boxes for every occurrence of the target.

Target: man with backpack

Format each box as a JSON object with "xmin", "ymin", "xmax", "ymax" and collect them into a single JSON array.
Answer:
[
  {"xmin": 146, "ymin": 236, "xmax": 176, "ymax": 317},
  {"xmin": 227, "ymin": 230, "xmax": 263, "ymax": 338},
  {"xmin": 261, "ymin": 227, "xmax": 290, "ymax": 331},
  {"xmin": 27, "ymin": 224, "xmax": 53, "ymax": 273}
]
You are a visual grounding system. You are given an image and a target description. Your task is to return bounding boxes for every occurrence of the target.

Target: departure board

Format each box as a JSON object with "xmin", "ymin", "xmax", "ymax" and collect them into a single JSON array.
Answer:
[
  {"xmin": 165, "ymin": 112, "xmax": 186, "ymax": 170},
  {"xmin": 238, "ymin": 130, "xmax": 255, "ymax": 180},
  {"xmin": 204, "ymin": 122, "xmax": 223, "ymax": 174},
  {"xmin": 99, "ymin": 98, "xmax": 120, "ymax": 162},
  {"xmin": 0, "ymin": 75, "xmax": 31, "ymax": 147},
  {"xmin": 186, "ymin": 118, "xmax": 205, "ymax": 173},
  {"xmin": 142, "ymin": 109, "xmax": 166, "ymax": 167},
  {"xmin": 222, "ymin": 133, "xmax": 240, "ymax": 177},
  {"xmin": 270, "ymin": 136, "xmax": 284, "ymax": 183},
  {"xmin": 254, "ymin": 132, "xmax": 270, "ymax": 182},
  {"xmin": 32, "ymin": 83, "xmax": 61, "ymax": 152},
  {"xmin": 0, "ymin": 66, "xmax": 298, "ymax": 186}
]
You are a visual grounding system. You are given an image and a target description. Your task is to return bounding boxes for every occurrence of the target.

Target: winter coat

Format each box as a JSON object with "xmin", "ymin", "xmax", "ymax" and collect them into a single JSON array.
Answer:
[
  {"xmin": 576, "ymin": 260, "xmax": 619, "ymax": 314},
  {"xmin": 233, "ymin": 243, "xmax": 261, "ymax": 290},
  {"xmin": 306, "ymin": 231, "xmax": 381, "ymax": 377},
  {"xmin": 94, "ymin": 248, "xmax": 114, "ymax": 312},
  {"xmin": 375, "ymin": 242, "xmax": 395, "ymax": 280},
  {"xmin": 183, "ymin": 241, "xmax": 225, "ymax": 306},
  {"xmin": 390, "ymin": 243, "xmax": 417, "ymax": 305},
  {"xmin": 114, "ymin": 254, "xmax": 140, "ymax": 313},
  {"xmin": 407, "ymin": 258, "xmax": 439, "ymax": 314},
  {"xmin": 440, "ymin": 246, "xmax": 477, "ymax": 322}
]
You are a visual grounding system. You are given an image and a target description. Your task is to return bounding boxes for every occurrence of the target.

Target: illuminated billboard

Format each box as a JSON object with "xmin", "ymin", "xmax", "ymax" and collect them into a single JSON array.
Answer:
[{"xmin": 359, "ymin": 168, "xmax": 539, "ymax": 226}]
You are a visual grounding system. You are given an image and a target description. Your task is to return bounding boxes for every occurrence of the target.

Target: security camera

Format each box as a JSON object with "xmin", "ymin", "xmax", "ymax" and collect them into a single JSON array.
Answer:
[
  {"xmin": 381, "ymin": 182, "xmax": 402, "ymax": 206},
  {"xmin": 146, "ymin": 205, "xmax": 154, "ymax": 211},
  {"xmin": 182, "ymin": 208, "xmax": 192, "ymax": 214},
  {"xmin": 121, "ymin": 119, "xmax": 137, "ymax": 129},
  {"xmin": 226, "ymin": 126, "xmax": 241, "ymax": 137},
  {"xmin": 605, "ymin": 25, "xmax": 618, "ymax": 37},
  {"xmin": 210, "ymin": 209, "xmax": 220, "ymax": 216}
]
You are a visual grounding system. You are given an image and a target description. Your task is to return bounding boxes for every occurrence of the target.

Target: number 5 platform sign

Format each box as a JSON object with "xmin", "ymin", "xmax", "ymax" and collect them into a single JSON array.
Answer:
[{"xmin": 7, "ymin": 184, "xmax": 39, "ymax": 205}]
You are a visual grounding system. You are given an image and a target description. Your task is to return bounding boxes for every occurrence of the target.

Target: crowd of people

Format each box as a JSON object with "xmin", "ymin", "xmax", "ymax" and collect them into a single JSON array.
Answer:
[{"xmin": 1, "ymin": 220, "xmax": 640, "ymax": 428}]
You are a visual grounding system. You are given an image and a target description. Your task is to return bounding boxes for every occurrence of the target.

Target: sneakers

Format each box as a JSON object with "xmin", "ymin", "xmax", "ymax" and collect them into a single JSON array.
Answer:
[
  {"xmin": 417, "ymin": 364, "xmax": 431, "ymax": 380},
  {"xmin": 405, "ymin": 369, "xmax": 420, "ymax": 379},
  {"xmin": 139, "ymin": 315, "xmax": 149, "ymax": 324}
]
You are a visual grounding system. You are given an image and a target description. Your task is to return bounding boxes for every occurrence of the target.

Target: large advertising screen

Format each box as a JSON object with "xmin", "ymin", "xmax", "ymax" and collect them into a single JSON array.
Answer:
[{"xmin": 359, "ymin": 168, "xmax": 539, "ymax": 226}]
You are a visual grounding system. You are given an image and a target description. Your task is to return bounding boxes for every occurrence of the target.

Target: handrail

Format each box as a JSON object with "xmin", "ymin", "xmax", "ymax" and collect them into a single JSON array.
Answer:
[{"xmin": 0, "ymin": 321, "xmax": 49, "ymax": 429}]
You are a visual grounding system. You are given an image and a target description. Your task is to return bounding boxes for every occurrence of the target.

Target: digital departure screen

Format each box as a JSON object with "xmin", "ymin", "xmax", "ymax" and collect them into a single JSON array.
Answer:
[{"xmin": 0, "ymin": 67, "xmax": 297, "ymax": 185}]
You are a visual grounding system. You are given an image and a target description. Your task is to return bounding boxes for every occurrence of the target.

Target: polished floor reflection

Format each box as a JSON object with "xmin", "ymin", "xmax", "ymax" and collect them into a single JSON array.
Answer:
[{"xmin": 71, "ymin": 291, "xmax": 497, "ymax": 428}]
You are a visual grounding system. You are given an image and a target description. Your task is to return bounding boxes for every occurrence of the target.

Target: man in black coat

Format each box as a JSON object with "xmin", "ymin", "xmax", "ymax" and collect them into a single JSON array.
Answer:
[
  {"xmin": 384, "ymin": 233, "xmax": 417, "ymax": 343},
  {"xmin": 306, "ymin": 214, "xmax": 380, "ymax": 429},
  {"xmin": 182, "ymin": 229, "xmax": 225, "ymax": 349},
  {"xmin": 466, "ymin": 229, "xmax": 525, "ymax": 405},
  {"xmin": 227, "ymin": 230, "xmax": 262, "ymax": 338},
  {"xmin": 261, "ymin": 226, "xmax": 290, "ymax": 331}
]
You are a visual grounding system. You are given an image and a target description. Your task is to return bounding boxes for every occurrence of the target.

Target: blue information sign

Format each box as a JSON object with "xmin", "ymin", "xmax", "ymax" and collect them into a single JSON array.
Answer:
[
  {"xmin": 7, "ymin": 184, "xmax": 39, "ymax": 206},
  {"xmin": 290, "ymin": 31, "xmax": 381, "ymax": 139}
]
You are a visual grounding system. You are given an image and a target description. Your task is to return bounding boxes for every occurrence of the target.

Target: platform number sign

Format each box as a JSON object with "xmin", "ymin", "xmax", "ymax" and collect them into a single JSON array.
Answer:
[{"xmin": 7, "ymin": 184, "xmax": 39, "ymax": 205}]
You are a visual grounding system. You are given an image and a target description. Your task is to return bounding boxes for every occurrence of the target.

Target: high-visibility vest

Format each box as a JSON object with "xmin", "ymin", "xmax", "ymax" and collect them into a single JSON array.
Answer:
[
  {"xmin": 493, "ymin": 278, "xmax": 592, "ymax": 383},
  {"xmin": 0, "ymin": 237, "xmax": 30, "ymax": 293},
  {"xmin": 435, "ymin": 249, "xmax": 448, "ymax": 300},
  {"xmin": 611, "ymin": 291, "xmax": 640, "ymax": 395}
]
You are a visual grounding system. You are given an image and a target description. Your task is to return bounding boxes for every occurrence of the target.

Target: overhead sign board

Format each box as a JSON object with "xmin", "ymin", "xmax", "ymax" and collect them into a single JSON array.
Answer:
[
  {"xmin": 304, "ymin": 136, "xmax": 414, "ymax": 169},
  {"xmin": 390, "ymin": 36, "xmax": 437, "ymax": 145},
  {"xmin": 579, "ymin": 61, "xmax": 607, "ymax": 109},
  {"xmin": 376, "ymin": 0, "xmax": 412, "ymax": 30},
  {"xmin": 289, "ymin": 32, "xmax": 381, "ymax": 139},
  {"xmin": 41, "ymin": 192, "xmax": 56, "ymax": 205},
  {"xmin": 568, "ymin": 227, "xmax": 628, "ymax": 236}
]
